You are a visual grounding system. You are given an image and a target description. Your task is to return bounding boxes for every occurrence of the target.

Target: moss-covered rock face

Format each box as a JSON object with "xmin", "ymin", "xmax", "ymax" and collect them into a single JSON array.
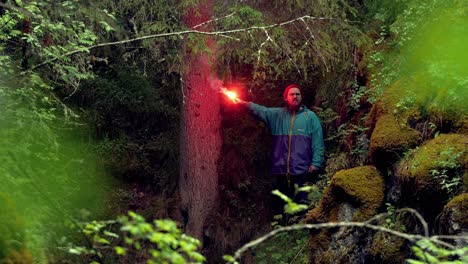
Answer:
[
  {"xmin": 306, "ymin": 166, "xmax": 385, "ymax": 223},
  {"xmin": 438, "ymin": 194, "xmax": 468, "ymax": 239},
  {"xmin": 370, "ymin": 114, "xmax": 422, "ymax": 168},
  {"xmin": 396, "ymin": 134, "xmax": 468, "ymax": 194},
  {"xmin": 332, "ymin": 166, "xmax": 385, "ymax": 221},
  {"xmin": 305, "ymin": 166, "xmax": 385, "ymax": 263}
]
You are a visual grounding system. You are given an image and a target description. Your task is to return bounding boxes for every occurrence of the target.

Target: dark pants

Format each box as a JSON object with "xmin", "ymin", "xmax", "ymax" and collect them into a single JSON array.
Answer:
[
  {"xmin": 270, "ymin": 173, "xmax": 313, "ymax": 221},
  {"xmin": 274, "ymin": 173, "xmax": 309, "ymax": 204}
]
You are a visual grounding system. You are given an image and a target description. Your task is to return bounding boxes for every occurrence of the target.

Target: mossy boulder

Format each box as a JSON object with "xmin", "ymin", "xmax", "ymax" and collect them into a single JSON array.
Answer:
[
  {"xmin": 331, "ymin": 166, "xmax": 385, "ymax": 221},
  {"xmin": 370, "ymin": 114, "xmax": 421, "ymax": 168},
  {"xmin": 367, "ymin": 79, "xmax": 423, "ymax": 167},
  {"xmin": 306, "ymin": 166, "xmax": 385, "ymax": 223},
  {"xmin": 305, "ymin": 166, "xmax": 385, "ymax": 263},
  {"xmin": 438, "ymin": 193, "xmax": 468, "ymax": 242},
  {"xmin": 396, "ymin": 134, "xmax": 468, "ymax": 194}
]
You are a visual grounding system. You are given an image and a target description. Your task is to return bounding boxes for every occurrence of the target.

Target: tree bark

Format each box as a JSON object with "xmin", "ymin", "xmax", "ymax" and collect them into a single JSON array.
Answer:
[{"xmin": 179, "ymin": 0, "xmax": 221, "ymax": 241}]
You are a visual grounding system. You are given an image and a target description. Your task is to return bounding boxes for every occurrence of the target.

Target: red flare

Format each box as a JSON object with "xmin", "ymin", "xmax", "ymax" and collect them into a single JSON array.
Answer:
[{"xmin": 221, "ymin": 88, "xmax": 239, "ymax": 102}]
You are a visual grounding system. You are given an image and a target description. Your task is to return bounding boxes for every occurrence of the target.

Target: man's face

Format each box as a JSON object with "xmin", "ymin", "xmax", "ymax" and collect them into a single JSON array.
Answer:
[{"xmin": 285, "ymin": 87, "xmax": 302, "ymax": 109}]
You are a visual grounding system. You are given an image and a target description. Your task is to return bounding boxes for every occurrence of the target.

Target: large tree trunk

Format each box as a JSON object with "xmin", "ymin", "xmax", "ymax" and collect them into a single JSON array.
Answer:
[{"xmin": 179, "ymin": 0, "xmax": 221, "ymax": 241}]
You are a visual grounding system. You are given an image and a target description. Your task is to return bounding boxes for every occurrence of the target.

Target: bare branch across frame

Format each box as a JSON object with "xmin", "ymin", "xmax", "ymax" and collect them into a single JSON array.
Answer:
[{"xmin": 30, "ymin": 15, "xmax": 353, "ymax": 71}]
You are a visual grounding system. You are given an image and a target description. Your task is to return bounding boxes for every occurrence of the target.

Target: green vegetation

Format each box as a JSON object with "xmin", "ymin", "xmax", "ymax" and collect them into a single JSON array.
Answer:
[
  {"xmin": 68, "ymin": 211, "xmax": 204, "ymax": 264},
  {"xmin": 407, "ymin": 239, "xmax": 468, "ymax": 264},
  {"xmin": 251, "ymin": 230, "xmax": 309, "ymax": 264}
]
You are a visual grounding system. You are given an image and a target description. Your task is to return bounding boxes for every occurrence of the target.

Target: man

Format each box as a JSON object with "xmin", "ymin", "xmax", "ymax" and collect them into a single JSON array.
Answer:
[{"xmin": 236, "ymin": 84, "xmax": 325, "ymax": 204}]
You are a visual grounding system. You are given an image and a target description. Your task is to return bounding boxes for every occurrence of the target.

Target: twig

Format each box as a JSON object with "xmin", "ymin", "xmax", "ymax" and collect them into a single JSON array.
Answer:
[
  {"xmin": 255, "ymin": 29, "xmax": 272, "ymax": 69},
  {"xmin": 432, "ymin": 235, "xmax": 468, "ymax": 241},
  {"xmin": 289, "ymin": 243, "xmax": 306, "ymax": 264}
]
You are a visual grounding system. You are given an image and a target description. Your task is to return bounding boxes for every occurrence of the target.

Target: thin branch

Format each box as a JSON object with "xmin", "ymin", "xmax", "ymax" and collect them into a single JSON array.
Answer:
[
  {"xmin": 366, "ymin": 208, "xmax": 429, "ymax": 237},
  {"xmin": 29, "ymin": 15, "xmax": 346, "ymax": 71},
  {"xmin": 432, "ymin": 235, "xmax": 468, "ymax": 241},
  {"xmin": 255, "ymin": 29, "xmax": 272, "ymax": 69},
  {"xmin": 216, "ymin": 33, "xmax": 240, "ymax": 41},
  {"xmin": 299, "ymin": 17, "xmax": 328, "ymax": 71},
  {"xmin": 231, "ymin": 221, "xmax": 459, "ymax": 262}
]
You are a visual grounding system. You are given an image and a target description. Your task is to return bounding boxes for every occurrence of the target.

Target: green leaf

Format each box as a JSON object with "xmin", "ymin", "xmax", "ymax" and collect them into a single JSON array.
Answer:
[
  {"xmin": 97, "ymin": 237, "xmax": 110, "ymax": 245},
  {"xmin": 406, "ymin": 260, "xmax": 425, "ymax": 264},
  {"xmin": 103, "ymin": 230, "xmax": 119, "ymax": 238},
  {"xmin": 68, "ymin": 248, "xmax": 82, "ymax": 255},
  {"xmin": 99, "ymin": 21, "xmax": 114, "ymax": 32},
  {"xmin": 271, "ymin": 189, "xmax": 292, "ymax": 203},
  {"xmin": 284, "ymin": 203, "xmax": 308, "ymax": 215},
  {"xmin": 114, "ymin": 246, "xmax": 126, "ymax": 255}
]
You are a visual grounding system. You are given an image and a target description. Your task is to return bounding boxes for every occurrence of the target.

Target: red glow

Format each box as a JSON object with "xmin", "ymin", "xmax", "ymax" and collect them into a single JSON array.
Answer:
[
  {"xmin": 221, "ymin": 87, "xmax": 239, "ymax": 102},
  {"xmin": 225, "ymin": 91, "xmax": 238, "ymax": 100}
]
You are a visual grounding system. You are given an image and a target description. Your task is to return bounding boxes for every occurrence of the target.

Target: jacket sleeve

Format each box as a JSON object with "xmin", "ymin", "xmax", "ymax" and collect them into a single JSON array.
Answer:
[
  {"xmin": 247, "ymin": 102, "xmax": 274, "ymax": 127},
  {"xmin": 310, "ymin": 112, "xmax": 325, "ymax": 169}
]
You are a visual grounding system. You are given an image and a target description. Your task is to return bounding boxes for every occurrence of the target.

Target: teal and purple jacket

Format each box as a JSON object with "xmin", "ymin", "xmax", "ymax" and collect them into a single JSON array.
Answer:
[{"xmin": 248, "ymin": 102, "xmax": 324, "ymax": 175}]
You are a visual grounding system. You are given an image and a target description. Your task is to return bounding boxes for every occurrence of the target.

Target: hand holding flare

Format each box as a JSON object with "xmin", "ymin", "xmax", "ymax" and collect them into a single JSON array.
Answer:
[{"xmin": 221, "ymin": 87, "xmax": 244, "ymax": 104}]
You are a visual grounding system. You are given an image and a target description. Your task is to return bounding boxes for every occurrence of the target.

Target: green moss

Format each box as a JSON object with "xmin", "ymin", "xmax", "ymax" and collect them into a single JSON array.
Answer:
[
  {"xmin": 396, "ymin": 134, "xmax": 468, "ymax": 192},
  {"xmin": 305, "ymin": 186, "xmax": 337, "ymax": 223},
  {"xmin": 306, "ymin": 166, "xmax": 385, "ymax": 262},
  {"xmin": 306, "ymin": 166, "xmax": 385, "ymax": 223},
  {"xmin": 370, "ymin": 231, "xmax": 405, "ymax": 263},
  {"xmin": 444, "ymin": 193, "xmax": 468, "ymax": 227},
  {"xmin": 370, "ymin": 114, "xmax": 421, "ymax": 163},
  {"xmin": 332, "ymin": 166, "xmax": 385, "ymax": 221}
]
